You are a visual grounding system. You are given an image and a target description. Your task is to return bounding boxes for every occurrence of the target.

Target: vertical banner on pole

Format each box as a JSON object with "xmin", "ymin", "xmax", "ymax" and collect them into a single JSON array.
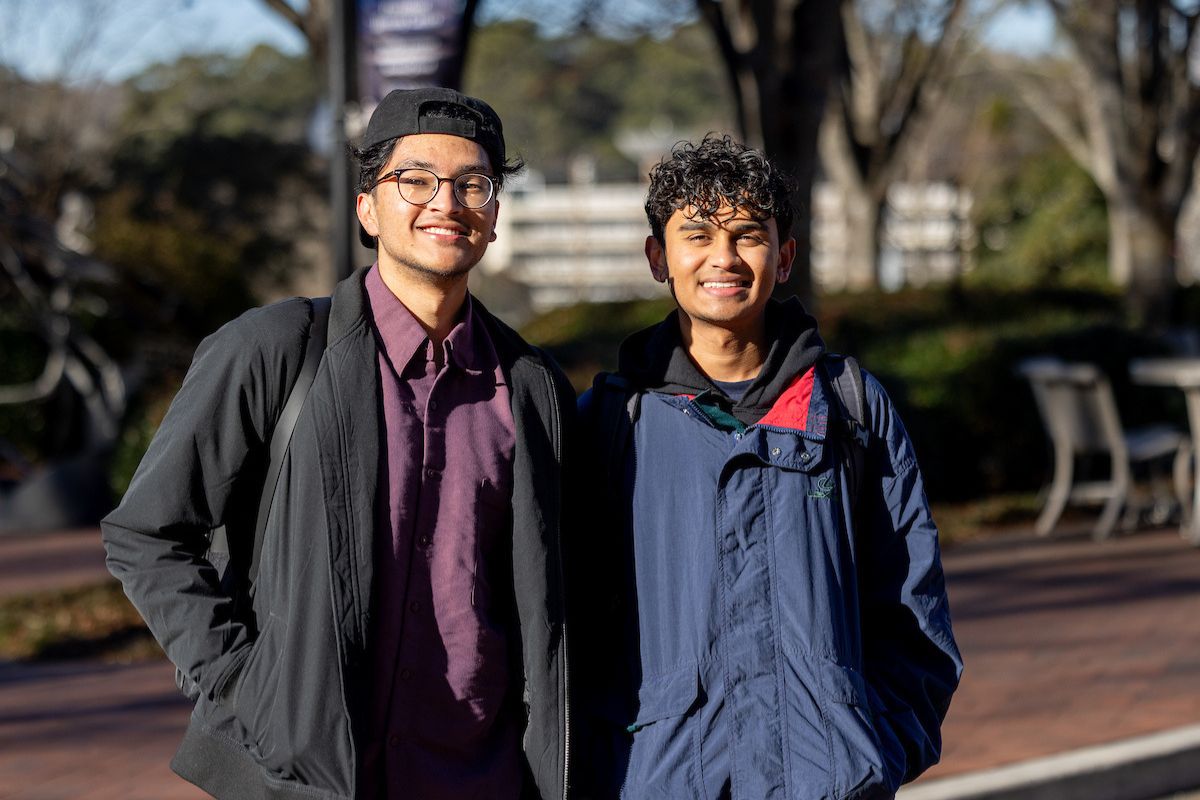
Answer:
[
  {"xmin": 335, "ymin": 1, "xmax": 470, "ymax": 282},
  {"xmin": 357, "ymin": 0, "xmax": 469, "ymax": 109}
]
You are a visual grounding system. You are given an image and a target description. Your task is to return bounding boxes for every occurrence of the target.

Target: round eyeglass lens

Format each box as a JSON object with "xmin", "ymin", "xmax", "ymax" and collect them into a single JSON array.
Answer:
[
  {"xmin": 394, "ymin": 169, "xmax": 494, "ymax": 208},
  {"xmin": 452, "ymin": 174, "xmax": 494, "ymax": 208}
]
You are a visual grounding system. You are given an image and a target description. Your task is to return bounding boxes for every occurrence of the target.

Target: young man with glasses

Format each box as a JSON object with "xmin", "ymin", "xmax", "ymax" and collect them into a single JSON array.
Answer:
[
  {"xmin": 103, "ymin": 88, "xmax": 576, "ymax": 800},
  {"xmin": 574, "ymin": 136, "xmax": 961, "ymax": 798}
]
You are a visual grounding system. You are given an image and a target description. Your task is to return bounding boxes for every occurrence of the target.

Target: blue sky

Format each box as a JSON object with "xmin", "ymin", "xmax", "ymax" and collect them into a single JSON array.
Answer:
[
  {"xmin": 0, "ymin": 0, "xmax": 1055, "ymax": 84},
  {"xmin": 0, "ymin": 0, "xmax": 306, "ymax": 83}
]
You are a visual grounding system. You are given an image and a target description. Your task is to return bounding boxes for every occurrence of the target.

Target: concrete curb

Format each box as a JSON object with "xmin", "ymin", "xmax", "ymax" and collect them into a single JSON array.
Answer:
[{"xmin": 898, "ymin": 723, "xmax": 1200, "ymax": 800}]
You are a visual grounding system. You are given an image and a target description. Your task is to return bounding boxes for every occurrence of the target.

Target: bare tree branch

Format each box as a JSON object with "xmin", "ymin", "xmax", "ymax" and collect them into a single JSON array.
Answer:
[
  {"xmin": 840, "ymin": 0, "xmax": 882, "ymax": 146},
  {"xmin": 999, "ymin": 61, "xmax": 1097, "ymax": 182},
  {"xmin": 260, "ymin": 0, "xmax": 306, "ymax": 33},
  {"xmin": 696, "ymin": 0, "xmax": 751, "ymax": 142}
]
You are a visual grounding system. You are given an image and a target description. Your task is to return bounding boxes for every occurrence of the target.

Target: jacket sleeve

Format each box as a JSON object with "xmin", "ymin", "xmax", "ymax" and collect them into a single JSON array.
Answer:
[
  {"xmin": 101, "ymin": 300, "xmax": 311, "ymax": 703},
  {"xmin": 856, "ymin": 371, "xmax": 964, "ymax": 787}
]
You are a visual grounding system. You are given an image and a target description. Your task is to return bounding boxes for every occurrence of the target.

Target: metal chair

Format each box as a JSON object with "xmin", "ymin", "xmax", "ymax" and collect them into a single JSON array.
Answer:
[{"xmin": 1017, "ymin": 357, "xmax": 1191, "ymax": 539}]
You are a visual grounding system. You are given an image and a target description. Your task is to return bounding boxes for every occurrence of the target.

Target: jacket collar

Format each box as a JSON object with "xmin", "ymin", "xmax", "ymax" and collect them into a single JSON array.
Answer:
[{"xmin": 616, "ymin": 297, "xmax": 826, "ymax": 426}]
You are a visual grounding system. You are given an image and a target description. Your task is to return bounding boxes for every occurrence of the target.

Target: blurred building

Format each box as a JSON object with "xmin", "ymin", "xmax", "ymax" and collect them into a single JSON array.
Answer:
[
  {"xmin": 478, "ymin": 178, "xmax": 661, "ymax": 310},
  {"xmin": 480, "ymin": 175, "xmax": 975, "ymax": 312},
  {"xmin": 813, "ymin": 181, "xmax": 975, "ymax": 292}
]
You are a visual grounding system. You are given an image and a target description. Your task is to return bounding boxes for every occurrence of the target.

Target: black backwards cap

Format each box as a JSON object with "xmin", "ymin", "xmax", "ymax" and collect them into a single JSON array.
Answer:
[{"xmin": 362, "ymin": 87, "xmax": 506, "ymax": 169}]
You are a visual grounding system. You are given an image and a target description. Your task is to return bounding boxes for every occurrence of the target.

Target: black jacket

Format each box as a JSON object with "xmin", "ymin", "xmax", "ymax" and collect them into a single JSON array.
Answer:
[{"xmin": 103, "ymin": 267, "xmax": 576, "ymax": 799}]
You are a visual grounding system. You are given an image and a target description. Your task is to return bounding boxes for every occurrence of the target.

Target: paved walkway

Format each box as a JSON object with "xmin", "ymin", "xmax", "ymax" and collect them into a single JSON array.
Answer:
[
  {"xmin": 2, "ymin": 525, "xmax": 1200, "ymax": 798},
  {"xmin": 923, "ymin": 526, "xmax": 1200, "ymax": 782},
  {"xmin": 0, "ymin": 529, "xmax": 111, "ymax": 601}
]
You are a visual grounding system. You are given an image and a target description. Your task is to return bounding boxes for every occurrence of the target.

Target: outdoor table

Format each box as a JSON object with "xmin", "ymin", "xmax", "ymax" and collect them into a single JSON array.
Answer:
[{"xmin": 1129, "ymin": 358, "xmax": 1200, "ymax": 543}]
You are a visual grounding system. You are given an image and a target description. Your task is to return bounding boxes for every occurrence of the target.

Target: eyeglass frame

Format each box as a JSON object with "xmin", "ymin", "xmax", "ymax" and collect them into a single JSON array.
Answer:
[{"xmin": 370, "ymin": 168, "xmax": 497, "ymax": 209}]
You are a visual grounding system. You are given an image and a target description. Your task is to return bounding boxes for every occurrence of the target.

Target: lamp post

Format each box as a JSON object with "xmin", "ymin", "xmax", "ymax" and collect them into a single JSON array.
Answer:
[{"xmin": 329, "ymin": 0, "xmax": 358, "ymax": 283}]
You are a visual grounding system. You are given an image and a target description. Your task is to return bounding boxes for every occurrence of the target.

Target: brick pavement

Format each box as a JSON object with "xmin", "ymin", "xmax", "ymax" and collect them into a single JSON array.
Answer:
[
  {"xmin": 0, "ymin": 529, "xmax": 111, "ymax": 601},
  {"xmin": 923, "ymin": 526, "xmax": 1200, "ymax": 782},
  {"xmin": 2, "ymin": 525, "xmax": 1200, "ymax": 797},
  {"xmin": 0, "ymin": 661, "xmax": 202, "ymax": 800}
]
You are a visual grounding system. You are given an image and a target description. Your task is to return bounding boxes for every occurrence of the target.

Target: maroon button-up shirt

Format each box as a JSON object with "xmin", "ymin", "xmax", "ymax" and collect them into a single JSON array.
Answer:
[{"xmin": 361, "ymin": 265, "xmax": 521, "ymax": 800}]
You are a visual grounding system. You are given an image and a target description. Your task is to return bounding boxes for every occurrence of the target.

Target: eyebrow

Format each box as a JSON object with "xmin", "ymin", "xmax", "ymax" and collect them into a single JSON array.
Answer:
[
  {"xmin": 677, "ymin": 218, "xmax": 768, "ymax": 233},
  {"xmin": 394, "ymin": 158, "xmax": 493, "ymax": 175}
]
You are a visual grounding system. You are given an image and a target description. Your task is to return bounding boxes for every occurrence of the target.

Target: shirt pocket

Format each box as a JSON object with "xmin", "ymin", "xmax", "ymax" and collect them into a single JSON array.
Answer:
[{"xmin": 619, "ymin": 665, "xmax": 703, "ymax": 799}]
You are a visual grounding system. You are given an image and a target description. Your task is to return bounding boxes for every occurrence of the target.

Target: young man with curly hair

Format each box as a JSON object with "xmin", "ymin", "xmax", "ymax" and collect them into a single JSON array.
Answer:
[
  {"xmin": 574, "ymin": 135, "xmax": 962, "ymax": 799},
  {"xmin": 103, "ymin": 88, "xmax": 576, "ymax": 800}
]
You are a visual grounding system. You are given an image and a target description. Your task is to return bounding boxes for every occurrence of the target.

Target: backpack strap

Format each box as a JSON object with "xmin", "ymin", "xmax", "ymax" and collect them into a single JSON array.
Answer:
[
  {"xmin": 247, "ymin": 295, "xmax": 330, "ymax": 584},
  {"xmin": 207, "ymin": 298, "xmax": 330, "ymax": 575},
  {"xmin": 820, "ymin": 353, "xmax": 870, "ymax": 554},
  {"xmin": 823, "ymin": 353, "xmax": 868, "ymax": 448}
]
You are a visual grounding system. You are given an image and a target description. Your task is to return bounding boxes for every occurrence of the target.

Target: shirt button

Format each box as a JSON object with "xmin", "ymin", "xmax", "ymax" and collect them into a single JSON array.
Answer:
[
  {"xmin": 400, "ymin": 668, "xmax": 413, "ymax": 681},
  {"xmin": 418, "ymin": 535, "xmax": 431, "ymax": 547},
  {"xmin": 429, "ymin": 400, "xmax": 438, "ymax": 411},
  {"xmin": 388, "ymin": 734, "xmax": 400, "ymax": 748},
  {"xmin": 409, "ymin": 600, "xmax": 421, "ymax": 613},
  {"xmin": 771, "ymin": 447, "xmax": 782, "ymax": 456},
  {"xmin": 425, "ymin": 467, "xmax": 438, "ymax": 478},
  {"xmin": 801, "ymin": 452, "xmax": 811, "ymax": 461}
]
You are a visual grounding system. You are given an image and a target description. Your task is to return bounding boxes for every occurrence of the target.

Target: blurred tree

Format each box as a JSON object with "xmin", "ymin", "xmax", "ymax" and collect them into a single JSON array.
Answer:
[
  {"xmin": 464, "ymin": 19, "xmax": 732, "ymax": 182},
  {"xmin": 93, "ymin": 45, "xmax": 322, "ymax": 340},
  {"xmin": 1002, "ymin": 1, "xmax": 1200, "ymax": 324},
  {"xmin": 1, "ymin": 44, "xmax": 322, "ymax": 509},
  {"xmin": 260, "ymin": 0, "xmax": 334, "ymax": 73},
  {"xmin": 0, "ymin": 0, "xmax": 145, "ymax": 216},
  {"xmin": 971, "ymin": 148, "xmax": 1109, "ymax": 288},
  {"xmin": 818, "ymin": 0, "xmax": 972, "ymax": 289}
]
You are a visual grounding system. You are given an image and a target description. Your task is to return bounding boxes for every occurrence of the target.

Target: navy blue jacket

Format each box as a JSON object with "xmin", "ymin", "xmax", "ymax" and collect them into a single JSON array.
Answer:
[{"xmin": 574, "ymin": 300, "xmax": 962, "ymax": 800}]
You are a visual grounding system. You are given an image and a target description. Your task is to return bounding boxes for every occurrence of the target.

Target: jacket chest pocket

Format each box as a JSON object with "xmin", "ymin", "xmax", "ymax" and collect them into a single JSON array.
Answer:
[{"xmin": 766, "ymin": 466, "xmax": 861, "ymax": 659}]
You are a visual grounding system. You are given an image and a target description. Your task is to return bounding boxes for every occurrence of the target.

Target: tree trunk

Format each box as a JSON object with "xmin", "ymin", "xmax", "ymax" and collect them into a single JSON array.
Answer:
[
  {"xmin": 1108, "ymin": 198, "xmax": 1176, "ymax": 324},
  {"xmin": 840, "ymin": 182, "xmax": 881, "ymax": 289}
]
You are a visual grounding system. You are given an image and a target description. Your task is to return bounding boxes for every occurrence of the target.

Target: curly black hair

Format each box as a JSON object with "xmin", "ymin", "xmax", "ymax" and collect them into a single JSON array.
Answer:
[
  {"xmin": 351, "ymin": 101, "xmax": 525, "ymax": 248},
  {"xmin": 644, "ymin": 134, "xmax": 794, "ymax": 243}
]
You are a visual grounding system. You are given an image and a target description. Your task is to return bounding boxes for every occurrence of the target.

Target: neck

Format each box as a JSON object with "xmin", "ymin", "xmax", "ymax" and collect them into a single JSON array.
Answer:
[
  {"xmin": 377, "ymin": 261, "xmax": 469, "ymax": 344},
  {"xmin": 678, "ymin": 315, "xmax": 768, "ymax": 382}
]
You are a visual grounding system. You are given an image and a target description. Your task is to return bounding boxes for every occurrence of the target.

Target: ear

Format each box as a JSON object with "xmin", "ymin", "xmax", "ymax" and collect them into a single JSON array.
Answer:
[
  {"xmin": 776, "ymin": 236, "xmax": 796, "ymax": 285},
  {"xmin": 490, "ymin": 199, "xmax": 500, "ymax": 243},
  {"xmin": 356, "ymin": 192, "xmax": 379, "ymax": 238},
  {"xmin": 646, "ymin": 235, "xmax": 668, "ymax": 283}
]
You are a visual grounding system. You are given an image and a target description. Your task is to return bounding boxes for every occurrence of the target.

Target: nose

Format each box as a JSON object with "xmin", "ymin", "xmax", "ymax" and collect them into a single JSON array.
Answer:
[
  {"xmin": 425, "ymin": 178, "xmax": 462, "ymax": 212},
  {"xmin": 709, "ymin": 238, "xmax": 741, "ymax": 269}
]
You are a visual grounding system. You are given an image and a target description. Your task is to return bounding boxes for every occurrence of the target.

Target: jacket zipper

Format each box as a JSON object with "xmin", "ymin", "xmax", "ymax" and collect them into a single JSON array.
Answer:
[{"xmin": 540, "ymin": 365, "xmax": 571, "ymax": 800}]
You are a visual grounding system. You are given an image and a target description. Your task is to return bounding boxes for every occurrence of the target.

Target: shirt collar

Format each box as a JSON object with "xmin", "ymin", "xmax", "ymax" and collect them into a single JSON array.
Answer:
[
  {"xmin": 442, "ymin": 294, "xmax": 489, "ymax": 373},
  {"xmin": 365, "ymin": 264, "xmax": 492, "ymax": 375}
]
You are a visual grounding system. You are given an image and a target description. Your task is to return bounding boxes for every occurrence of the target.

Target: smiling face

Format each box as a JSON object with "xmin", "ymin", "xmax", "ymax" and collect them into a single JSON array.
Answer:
[
  {"xmin": 647, "ymin": 203, "xmax": 795, "ymax": 338},
  {"xmin": 356, "ymin": 133, "xmax": 498, "ymax": 288}
]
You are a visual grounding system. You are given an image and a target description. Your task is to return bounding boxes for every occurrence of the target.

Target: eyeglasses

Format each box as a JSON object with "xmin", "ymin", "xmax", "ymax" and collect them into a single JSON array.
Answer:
[{"xmin": 371, "ymin": 168, "xmax": 496, "ymax": 209}]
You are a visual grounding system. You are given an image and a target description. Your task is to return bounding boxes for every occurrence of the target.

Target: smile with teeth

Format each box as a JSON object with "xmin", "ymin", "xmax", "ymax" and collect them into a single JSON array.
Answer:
[
  {"xmin": 419, "ymin": 224, "xmax": 467, "ymax": 237},
  {"xmin": 702, "ymin": 280, "xmax": 751, "ymax": 288}
]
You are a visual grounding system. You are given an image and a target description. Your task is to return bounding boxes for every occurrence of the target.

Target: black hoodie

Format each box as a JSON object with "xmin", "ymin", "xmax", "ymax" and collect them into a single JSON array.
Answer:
[{"xmin": 615, "ymin": 296, "xmax": 827, "ymax": 426}]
